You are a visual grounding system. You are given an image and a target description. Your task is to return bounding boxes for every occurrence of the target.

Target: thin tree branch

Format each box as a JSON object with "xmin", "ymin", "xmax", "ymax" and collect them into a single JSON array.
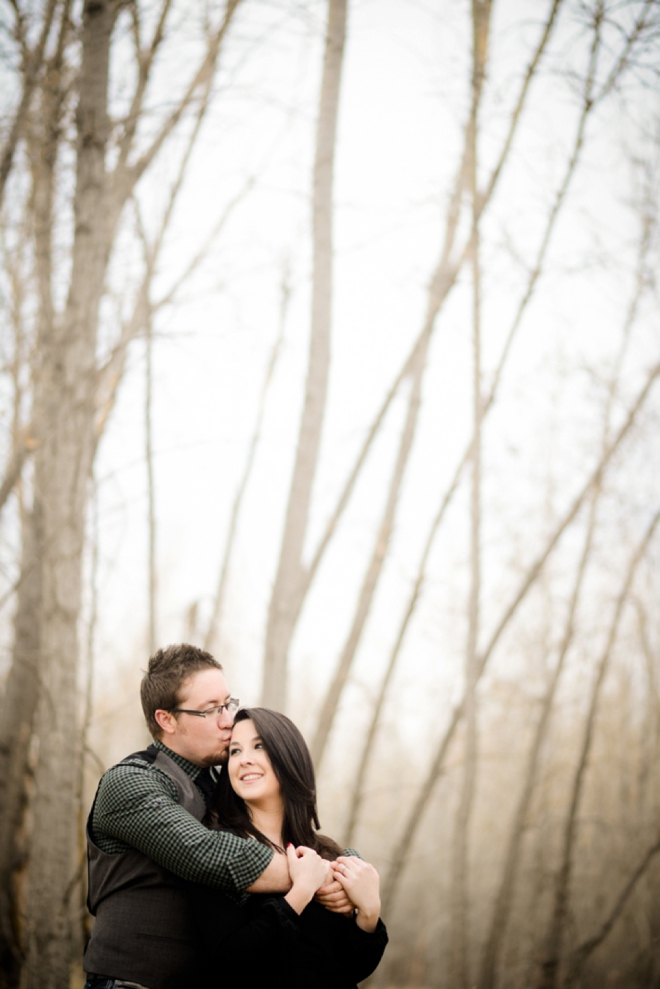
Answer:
[
  {"xmin": 0, "ymin": 431, "xmax": 34, "ymax": 515},
  {"xmin": 114, "ymin": 0, "xmax": 175, "ymax": 175},
  {"xmin": 123, "ymin": 0, "xmax": 243, "ymax": 189},
  {"xmin": 0, "ymin": 0, "xmax": 59, "ymax": 208}
]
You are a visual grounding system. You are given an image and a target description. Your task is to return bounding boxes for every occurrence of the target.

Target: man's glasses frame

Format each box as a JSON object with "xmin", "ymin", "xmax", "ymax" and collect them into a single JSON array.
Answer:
[{"xmin": 170, "ymin": 699, "xmax": 240, "ymax": 719}]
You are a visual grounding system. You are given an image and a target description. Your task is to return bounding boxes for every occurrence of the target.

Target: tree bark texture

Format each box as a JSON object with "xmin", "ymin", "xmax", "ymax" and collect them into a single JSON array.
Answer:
[
  {"xmin": 23, "ymin": 3, "xmax": 116, "ymax": 984},
  {"xmin": 0, "ymin": 510, "xmax": 42, "ymax": 989},
  {"xmin": 262, "ymin": 0, "xmax": 347, "ymax": 711},
  {"xmin": 0, "ymin": 8, "xmax": 73, "ymax": 979}
]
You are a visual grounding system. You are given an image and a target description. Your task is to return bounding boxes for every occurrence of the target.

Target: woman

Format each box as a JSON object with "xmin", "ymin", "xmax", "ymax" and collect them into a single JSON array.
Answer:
[{"xmin": 190, "ymin": 707, "xmax": 388, "ymax": 989}]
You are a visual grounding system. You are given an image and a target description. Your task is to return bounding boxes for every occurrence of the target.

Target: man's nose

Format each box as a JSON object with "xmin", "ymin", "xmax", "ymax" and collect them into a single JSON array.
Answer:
[{"xmin": 219, "ymin": 708, "xmax": 233, "ymax": 727}]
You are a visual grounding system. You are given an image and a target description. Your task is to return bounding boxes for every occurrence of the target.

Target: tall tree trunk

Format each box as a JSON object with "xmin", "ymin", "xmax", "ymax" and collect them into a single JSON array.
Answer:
[
  {"xmin": 23, "ymin": 4, "xmax": 116, "ymax": 984},
  {"xmin": 450, "ymin": 7, "xmax": 490, "ymax": 985},
  {"xmin": 0, "ymin": 9, "xmax": 71, "ymax": 980},
  {"xmin": 262, "ymin": 0, "xmax": 347, "ymax": 710}
]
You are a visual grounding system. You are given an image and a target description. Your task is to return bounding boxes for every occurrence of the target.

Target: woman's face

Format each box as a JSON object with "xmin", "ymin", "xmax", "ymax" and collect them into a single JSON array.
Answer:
[{"xmin": 227, "ymin": 718, "xmax": 281, "ymax": 808}]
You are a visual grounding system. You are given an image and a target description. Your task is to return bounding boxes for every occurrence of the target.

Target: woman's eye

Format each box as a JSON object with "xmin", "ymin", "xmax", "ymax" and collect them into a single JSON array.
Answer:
[
  {"xmin": 255, "ymin": 742, "xmax": 263, "ymax": 749},
  {"xmin": 229, "ymin": 748, "xmax": 239, "ymax": 757}
]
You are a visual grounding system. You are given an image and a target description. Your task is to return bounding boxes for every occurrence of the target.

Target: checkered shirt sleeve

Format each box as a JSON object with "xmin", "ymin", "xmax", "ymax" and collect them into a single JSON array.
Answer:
[{"xmin": 91, "ymin": 759, "xmax": 273, "ymax": 893}]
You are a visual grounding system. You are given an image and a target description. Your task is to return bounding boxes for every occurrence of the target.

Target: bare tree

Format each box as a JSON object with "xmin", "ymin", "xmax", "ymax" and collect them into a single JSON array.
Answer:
[
  {"xmin": 262, "ymin": 0, "xmax": 348, "ymax": 710},
  {"xmin": 0, "ymin": 2, "xmax": 246, "ymax": 984}
]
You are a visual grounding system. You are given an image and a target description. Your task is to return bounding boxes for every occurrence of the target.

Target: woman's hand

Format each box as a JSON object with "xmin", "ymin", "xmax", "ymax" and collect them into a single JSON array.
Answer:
[
  {"xmin": 285, "ymin": 845, "xmax": 333, "ymax": 915},
  {"xmin": 332, "ymin": 856, "xmax": 381, "ymax": 932}
]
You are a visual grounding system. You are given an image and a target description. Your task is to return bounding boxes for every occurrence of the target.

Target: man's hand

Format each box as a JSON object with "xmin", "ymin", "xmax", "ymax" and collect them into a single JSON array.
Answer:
[{"xmin": 314, "ymin": 877, "xmax": 355, "ymax": 916}]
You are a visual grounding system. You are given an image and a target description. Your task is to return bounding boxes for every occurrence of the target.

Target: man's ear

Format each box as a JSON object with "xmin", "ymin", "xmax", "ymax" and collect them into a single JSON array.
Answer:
[{"xmin": 154, "ymin": 709, "xmax": 178, "ymax": 735}]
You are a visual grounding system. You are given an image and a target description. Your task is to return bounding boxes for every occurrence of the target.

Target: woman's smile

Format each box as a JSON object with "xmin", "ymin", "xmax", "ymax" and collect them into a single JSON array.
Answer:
[{"xmin": 228, "ymin": 719, "xmax": 281, "ymax": 807}]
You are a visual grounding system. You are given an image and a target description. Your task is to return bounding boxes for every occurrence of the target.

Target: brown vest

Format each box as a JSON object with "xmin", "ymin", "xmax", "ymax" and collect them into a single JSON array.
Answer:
[{"xmin": 84, "ymin": 749, "xmax": 207, "ymax": 989}]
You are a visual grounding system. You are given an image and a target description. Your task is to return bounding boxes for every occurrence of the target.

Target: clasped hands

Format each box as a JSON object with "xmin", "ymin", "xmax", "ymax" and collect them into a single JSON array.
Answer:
[{"xmin": 285, "ymin": 845, "xmax": 381, "ymax": 932}]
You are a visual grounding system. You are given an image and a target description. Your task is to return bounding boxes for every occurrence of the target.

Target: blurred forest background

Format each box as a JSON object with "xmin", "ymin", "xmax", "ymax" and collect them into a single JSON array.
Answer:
[{"xmin": 1, "ymin": 0, "xmax": 660, "ymax": 987}]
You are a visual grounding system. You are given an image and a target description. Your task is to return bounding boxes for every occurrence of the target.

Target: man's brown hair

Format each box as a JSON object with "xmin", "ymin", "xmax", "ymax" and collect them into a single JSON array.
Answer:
[{"xmin": 141, "ymin": 643, "xmax": 222, "ymax": 739}]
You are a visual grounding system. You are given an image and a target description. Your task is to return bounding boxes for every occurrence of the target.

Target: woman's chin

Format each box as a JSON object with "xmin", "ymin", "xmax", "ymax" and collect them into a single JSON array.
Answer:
[{"xmin": 237, "ymin": 785, "xmax": 261, "ymax": 804}]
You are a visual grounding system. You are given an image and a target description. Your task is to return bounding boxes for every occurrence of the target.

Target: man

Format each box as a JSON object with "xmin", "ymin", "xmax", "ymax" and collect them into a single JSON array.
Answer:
[{"xmin": 84, "ymin": 644, "xmax": 348, "ymax": 989}]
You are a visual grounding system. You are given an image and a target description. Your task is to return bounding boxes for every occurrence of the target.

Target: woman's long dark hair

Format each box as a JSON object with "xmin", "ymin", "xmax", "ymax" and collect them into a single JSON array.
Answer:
[{"xmin": 207, "ymin": 707, "xmax": 341, "ymax": 861}]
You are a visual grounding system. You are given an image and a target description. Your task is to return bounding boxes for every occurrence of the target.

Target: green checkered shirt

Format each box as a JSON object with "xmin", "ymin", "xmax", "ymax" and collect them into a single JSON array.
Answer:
[{"xmin": 90, "ymin": 740, "xmax": 273, "ymax": 893}]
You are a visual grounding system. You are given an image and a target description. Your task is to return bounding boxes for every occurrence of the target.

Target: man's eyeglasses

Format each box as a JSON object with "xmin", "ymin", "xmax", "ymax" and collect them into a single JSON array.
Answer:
[{"xmin": 170, "ymin": 699, "xmax": 240, "ymax": 719}]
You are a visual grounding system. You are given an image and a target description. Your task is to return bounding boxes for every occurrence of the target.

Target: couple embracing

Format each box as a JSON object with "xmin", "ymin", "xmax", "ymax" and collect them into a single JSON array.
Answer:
[{"xmin": 84, "ymin": 643, "xmax": 388, "ymax": 989}]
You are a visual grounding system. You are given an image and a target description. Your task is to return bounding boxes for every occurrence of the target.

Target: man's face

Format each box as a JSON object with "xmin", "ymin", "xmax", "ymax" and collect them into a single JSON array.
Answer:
[{"xmin": 156, "ymin": 668, "xmax": 234, "ymax": 767}]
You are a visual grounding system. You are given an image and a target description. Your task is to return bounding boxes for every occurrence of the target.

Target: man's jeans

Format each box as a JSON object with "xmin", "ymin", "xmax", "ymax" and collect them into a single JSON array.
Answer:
[{"xmin": 84, "ymin": 978, "xmax": 150, "ymax": 989}]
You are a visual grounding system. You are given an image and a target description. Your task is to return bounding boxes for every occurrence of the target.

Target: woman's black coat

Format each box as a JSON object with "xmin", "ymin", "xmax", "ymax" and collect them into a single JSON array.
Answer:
[{"xmin": 189, "ymin": 882, "xmax": 388, "ymax": 989}]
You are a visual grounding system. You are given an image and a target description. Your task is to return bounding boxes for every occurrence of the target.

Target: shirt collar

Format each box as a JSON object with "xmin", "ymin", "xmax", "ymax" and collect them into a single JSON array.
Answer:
[{"xmin": 152, "ymin": 739, "xmax": 206, "ymax": 781}]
